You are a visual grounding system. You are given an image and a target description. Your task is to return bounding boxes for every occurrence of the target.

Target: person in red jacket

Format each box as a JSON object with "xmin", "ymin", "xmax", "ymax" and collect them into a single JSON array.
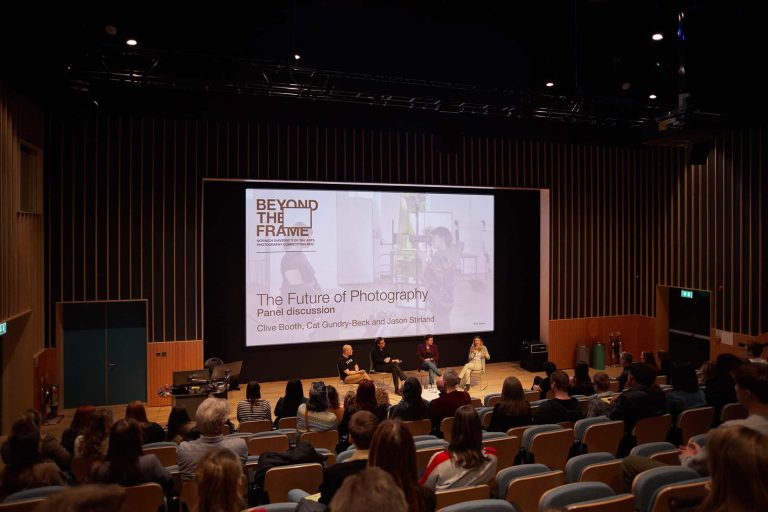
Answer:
[{"xmin": 417, "ymin": 334, "xmax": 442, "ymax": 389}]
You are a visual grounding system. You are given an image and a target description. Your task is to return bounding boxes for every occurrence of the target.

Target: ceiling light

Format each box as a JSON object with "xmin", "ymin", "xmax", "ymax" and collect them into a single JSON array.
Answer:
[
  {"xmin": 652, "ymin": 33, "xmax": 663, "ymax": 41},
  {"xmin": 294, "ymin": 54, "xmax": 301, "ymax": 60},
  {"xmin": 545, "ymin": 82, "xmax": 554, "ymax": 88},
  {"xmin": 649, "ymin": 94, "xmax": 657, "ymax": 100},
  {"xmin": 126, "ymin": 39, "xmax": 138, "ymax": 46},
  {"xmin": 621, "ymin": 82, "xmax": 631, "ymax": 91}
]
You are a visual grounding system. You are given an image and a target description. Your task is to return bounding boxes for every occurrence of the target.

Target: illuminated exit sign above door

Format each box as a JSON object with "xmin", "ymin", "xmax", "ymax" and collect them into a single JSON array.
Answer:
[
  {"xmin": 0, "ymin": 321, "xmax": 6, "ymax": 336},
  {"xmin": 680, "ymin": 290, "xmax": 694, "ymax": 299}
]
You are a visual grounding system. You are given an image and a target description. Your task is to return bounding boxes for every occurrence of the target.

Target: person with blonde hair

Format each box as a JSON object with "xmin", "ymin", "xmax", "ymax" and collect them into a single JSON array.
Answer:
[
  {"xmin": 698, "ymin": 425, "xmax": 768, "ymax": 512},
  {"xmin": 458, "ymin": 336, "xmax": 490, "ymax": 391},
  {"xmin": 75, "ymin": 408, "xmax": 113, "ymax": 459},
  {"xmin": 196, "ymin": 448, "xmax": 246, "ymax": 512}
]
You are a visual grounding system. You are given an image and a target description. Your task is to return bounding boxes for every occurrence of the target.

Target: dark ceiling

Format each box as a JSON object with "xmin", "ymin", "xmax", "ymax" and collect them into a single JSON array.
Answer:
[{"xmin": 0, "ymin": 1, "xmax": 762, "ymax": 132}]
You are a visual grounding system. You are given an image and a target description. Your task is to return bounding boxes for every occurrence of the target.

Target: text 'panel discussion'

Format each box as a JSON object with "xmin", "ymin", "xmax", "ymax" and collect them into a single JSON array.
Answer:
[{"xmin": 1, "ymin": 3, "xmax": 767, "ymax": 511}]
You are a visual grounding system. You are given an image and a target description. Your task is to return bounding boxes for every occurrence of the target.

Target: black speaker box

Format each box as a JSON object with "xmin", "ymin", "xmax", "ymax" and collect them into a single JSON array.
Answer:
[{"xmin": 521, "ymin": 341, "xmax": 548, "ymax": 372}]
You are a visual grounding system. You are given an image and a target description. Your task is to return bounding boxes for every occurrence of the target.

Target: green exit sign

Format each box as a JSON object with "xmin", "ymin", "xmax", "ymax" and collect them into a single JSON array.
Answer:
[
  {"xmin": 680, "ymin": 290, "xmax": 694, "ymax": 299},
  {"xmin": 0, "ymin": 322, "xmax": 6, "ymax": 336}
]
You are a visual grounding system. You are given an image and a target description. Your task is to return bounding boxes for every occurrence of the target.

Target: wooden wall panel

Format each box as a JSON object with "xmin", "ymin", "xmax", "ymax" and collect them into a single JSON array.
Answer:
[
  {"xmin": 44, "ymin": 115, "xmax": 767, "ymax": 353},
  {"xmin": 146, "ymin": 340, "xmax": 203, "ymax": 407},
  {"xmin": 548, "ymin": 315, "xmax": 655, "ymax": 370}
]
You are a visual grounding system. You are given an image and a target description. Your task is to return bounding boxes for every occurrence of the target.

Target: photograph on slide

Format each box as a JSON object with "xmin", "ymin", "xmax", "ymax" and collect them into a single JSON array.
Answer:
[{"xmin": 245, "ymin": 188, "xmax": 494, "ymax": 346}]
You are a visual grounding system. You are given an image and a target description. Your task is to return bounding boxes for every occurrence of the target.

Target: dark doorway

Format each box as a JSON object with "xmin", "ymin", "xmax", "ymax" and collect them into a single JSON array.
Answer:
[{"xmin": 668, "ymin": 288, "xmax": 710, "ymax": 368}]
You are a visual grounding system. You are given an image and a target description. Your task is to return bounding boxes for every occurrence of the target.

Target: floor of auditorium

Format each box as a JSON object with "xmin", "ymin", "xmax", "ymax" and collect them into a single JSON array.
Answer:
[{"xmin": 39, "ymin": 361, "xmax": 624, "ymax": 438}]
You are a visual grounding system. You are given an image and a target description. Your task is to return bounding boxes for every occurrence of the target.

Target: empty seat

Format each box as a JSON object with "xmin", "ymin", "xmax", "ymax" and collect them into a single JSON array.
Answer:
[
  {"xmin": 2, "ymin": 487, "xmax": 64, "ymax": 503},
  {"xmin": 648, "ymin": 477, "xmax": 708, "ymax": 512},
  {"xmin": 434, "ymin": 484, "xmax": 490, "ymax": 510},
  {"xmin": 631, "ymin": 465, "xmax": 701, "ymax": 512},
  {"xmin": 579, "ymin": 460, "xmax": 625, "ymax": 494},
  {"xmin": 496, "ymin": 464, "xmax": 564, "ymax": 512},
  {"xmin": 632, "ymin": 414, "xmax": 672, "ymax": 446},
  {"xmin": 124, "ymin": 483, "xmax": 165, "ymax": 512},
  {"xmin": 264, "ymin": 463, "xmax": 324, "ymax": 504},
  {"xmin": 299, "ymin": 430, "xmax": 339, "ymax": 452},
  {"xmin": 521, "ymin": 424, "xmax": 563, "ymax": 451},
  {"xmin": 470, "ymin": 398, "xmax": 483, "ymax": 408},
  {"xmin": 238, "ymin": 420, "xmax": 273, "ymax": 433},
  {"xmin": 277, "ymin": 416, "xmax": 298, "ymax": 430},
  {"xmin": 528, "ymin": 428, "xmax": 575, "ymax": 470},
  {"xmin": 256, "ymin": 504, "xmax": 301, "ymax": 512},
  {"xmin": 482, "ymin": 435, "xmax": 521, "ymax": 473},
  {"xmin": 677, "ymin": 407, "xmax": 714, "ymax": 444},
  {"xmin": 484, "ymin": 393, "xmax": 502, "ymax": 406},
  {"xmin": 539, "ymin": 482, "xmax": 615, "ymax": 512},
  {"xmin": 440, "ymin": 417, "xmax": 455, "ymax": 442},
  {"xmin": 248, "ymin": 434, "xmax": 290, "ymax": 457},
  {"xmin": 630, "ymin": 441, "xmax": 678, "ymax": 465},
  {"xmin": 563, "ymin": 493, "xmax": 635, "ymax": 512},
  {"xmin": 719, "ymin": 402, "xmax": 748, "ymax": 422},
  {"xmin": 143, "ymin": 442, "xmax": 178, "ymax": 467},
  {"xmin": 565, "ymin": 453, "xmax": 615, "ymax": 484},
  {"xmin": 439, "ymin": 499, "xmax": 517, "ymax": 512},
  {"xmin": 402, "ymin": 419, "xmax": 432, "ymax": 437}
]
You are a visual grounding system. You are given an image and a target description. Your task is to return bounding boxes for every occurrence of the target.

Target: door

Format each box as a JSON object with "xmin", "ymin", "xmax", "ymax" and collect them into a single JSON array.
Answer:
[
  {"xmin": 106, "ymin": 302, "xmax": 147, "ymax": 404},
  {"xmin": 668, "ymin": 288, "xmax": 710, "ymax": 368}
]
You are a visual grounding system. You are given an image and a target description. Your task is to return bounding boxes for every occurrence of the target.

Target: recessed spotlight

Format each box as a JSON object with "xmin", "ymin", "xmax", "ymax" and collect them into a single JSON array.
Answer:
[
  {"xmin": 621, "ymin": 82, "xmax": 631, "ymax": 91},
  {"xmin": 545, "ymin": 82, "xmax": 554, "ymax": 88},
  {"xmin": 294, "ymin": 54, "xmax": 301, "ymax": 60},
  {"xmin": 104, "ymin": 25, "xmax": 117, "ymax": 36},
  {"xmin": 126, "ymin": 39, "xmax": 138, "ymax": 46},
  {"xmin": 652, "ymin": 33, "xmax": 663, "ymax": 41},
  {"xmin": 649, "ymin": 94, "xmax": 657, "ymax": 100}
]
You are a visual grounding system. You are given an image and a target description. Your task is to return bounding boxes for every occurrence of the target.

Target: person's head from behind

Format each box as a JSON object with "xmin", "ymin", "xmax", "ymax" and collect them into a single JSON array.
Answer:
[
  {"xmin": 574, "ymin": 361, "xmax": 591, "ymax": 384},
  {"xmin": 20, "ymin": 409, "xmax": 42, "ymax": 430},
  {"xmin": 620, "ymin": 352, "xmax": 633, "ymax": 367},
  {"xmin": 327, "ymin": 385, "xmax": 340, "ymax": 409},
  {"xmin": 196, "ymin": 448, "xmax": 245, "ymax": 512},
  {"xmin": 593, "ymin": 372, "xmax": 611, "ymax": 393},
  {"xmin": 748, "ymin": 342, "xmax": 764, "ymax": 359},
  {"xmin": 699, "ymin": 361, "xmax": 715, "ymax": 383},
  {"xmin": 733, "ymin": 363, "xmax": 768, "ymax": 407},
  {"xmin": 348, "ymin": 410, "xmax": 379, "ymax": 450},
  {"xmin": 7, "ymin": 418, "xmax": 41, "ymax": 469},
  {"xmin": 195, "ymin": 397, "xmax": 229, "ymax": 436},
  {"xmin": 550, "ymin": 370, "xmax": 570, "ymax": 393},
  {"xmin": 106, "ymin": 419, "xmax": 144, "ymax": 466},
  {"xmin": 641, "ymin": 351, "xmax": 657, "ymax": 368},
  {"xmin": 308, "ymin": 381, "xmax": 330, "ymax": 412},
  {"xmin": 343, "ymin": 389, "xmax": 356, "ymax": 408},
  {"xmin": 627, "ymin": 362, "xmax": 655, "ymax": 387},
  {"xmin": 374, "ymin": 386, "xmax": 390, "ymax": 407},
  {"xmin": 670, "ymin": 363, "xmax": 700, "ymax": 393},
  {"xmin": 167, "ymin": 407, "xmax": 192, "ymax": 436},
  {"xmin": 442, "ymin": 368, "xmax": 460, "ymax": 390},
  {"xmin": 702, "ymin": 426, "xmax": 768, "ymax": 511},
  {"xmin": 449, "ymin": 405, "xmax": 485, "ymax": 469},
  {"xmin": 34, "ymin": 484, "xmax": 128, "ymax": 512},
  {"xmin": 284, "ymin": 378, "xmax": 304, "ymax": 400},
  {"xmin": 402, "ymin": 376, "xmax": 423, "ymax": 406},
  {"xmin": 354, "ymin": 380, "xmax": 377, "ymax": 412},
  {"xmin": 501, "ymin": 376, "xmax": 524, "ymax": 402},
  {"xmin": 329, "ymin": 467, "xmax": 408, "ymax": 512},
  {"xmin": 125, "ymin": 401, "xmax": 149, "ymax": 424},
  {"xmin": 70, "ymin": 405, "xmax": 97, "ymax": 432},
  {"xmin": 246, "ymin": 381, "xmax": 261, "ymax": 402},
  {"xmin": 542, "ymin": 361, "xmax": 557, "ymax": 377},
  {"xmin": 368, "ymin": 419, "xmax": 421, "ymax": 509},
  {"xmin": 714, "ymin": 353, "xmax": 743, "ymax": 378}
]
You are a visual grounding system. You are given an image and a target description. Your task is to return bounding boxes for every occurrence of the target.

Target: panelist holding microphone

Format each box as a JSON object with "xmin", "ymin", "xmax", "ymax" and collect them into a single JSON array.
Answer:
[
  {"xmin": 371, "ymin": 337, "xmax": 408, "ymax": 395},
  {"xmin": 338, "ymin": 345, "xmax": 372, "ymax": 384}
]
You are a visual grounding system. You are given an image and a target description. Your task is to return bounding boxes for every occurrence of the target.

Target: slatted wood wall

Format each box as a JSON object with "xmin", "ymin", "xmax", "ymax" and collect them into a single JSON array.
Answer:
[
  {"xmin": 44, "ymin": 118, "xmax": 768, "ymax": 353},
  {"xmin": 146, "ymin": 340, "xmax": 204, "ymax": 406},
  {"xmin": 0, "ymin": 83, "xmax": 45, "ymax": 432}
]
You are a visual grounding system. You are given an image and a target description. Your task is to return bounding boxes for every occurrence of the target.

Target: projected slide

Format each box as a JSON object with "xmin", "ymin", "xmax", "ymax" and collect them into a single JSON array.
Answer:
[{"xmin": 245, "ymin": 188, "xmax": 494, "ymax": 346}]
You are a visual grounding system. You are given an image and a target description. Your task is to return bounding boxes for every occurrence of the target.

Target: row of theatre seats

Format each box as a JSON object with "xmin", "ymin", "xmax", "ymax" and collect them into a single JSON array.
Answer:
[{"xmin": 1, "ymin": 400, "xmax": 746, "ymax": 512}]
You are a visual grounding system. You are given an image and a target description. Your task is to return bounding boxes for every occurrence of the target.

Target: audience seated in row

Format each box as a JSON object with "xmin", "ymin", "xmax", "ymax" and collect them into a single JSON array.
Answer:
[
  {"xmin": 585, "ymin": 372, "xmax": 613, "ymax": 417},
  {"xmin": 487, "ymin": 376, "xmax": 532, "ymax": 432},
  {"xmin": 534, "ymin": 370, "xmax": 583, "ymax": 425},
  {"xmin": 274, "ymin": 378, "xmax": 308, "ymax": 427},
  {"xmin": 568, "ymin": 362, "xmax": 595, "ymax": 396},
  {"xmin": 428, "ymin": 369, "xmax": 471, "ymax": 434},
  {"xmin": 237, "ymin": 381, "xmax": 272, "ymax": 423},
  {"xmin": 166, "ymin": 406, "xmax": 199, "ymax": 443},
  {"xmin": 389, "ymin": 377, "xmax": 430, "ymax": 421},
  {"xmin": 296, "ymin": 382, "xmax": 340, "ymax": 434},
  {"xmin": 665, "ymin": 363, "xmax": 706, "ymax": 419}
]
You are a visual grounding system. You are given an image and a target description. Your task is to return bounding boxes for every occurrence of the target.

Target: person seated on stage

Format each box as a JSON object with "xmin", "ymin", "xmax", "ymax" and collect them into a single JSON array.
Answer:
[
  {"xmin": 297, "ymin": 382, "xmax": 340, "ymax": 435},
  {"xmin": 428, "ymin": 369, "xmax": 470, "ymax": 434},
  {"xmin": 534, "ymin": 370, "xmax": 583, "ymax": 425},
  {"xmin": 458, "ymin": 336, "xmax": 490, "ymax": 391},
  {"xmin": 616, "ymin": 352, "xmax": 633, "ymax": 391},
  {"xmin": 417, "ymin": 334, "xmax": 442, "ymax": 389},
  {"xmin": 419, "ymin": 406, "xmax": 498, "ymax": 491},
  {"xmin": 327, "ymin": 385, "xmax": 344, "ymax": 423},
  {"xmin": 568, "ymin": 362, "xmax": 596, "ymax": 396},
  {"xmin": 337, "ymin": 345, "xmax": 371, "ymax": 384},
  {"xmin": 125, "ymin": 400, "xmax": 166, "ymax": 444},
  {"xmin": 370, "ymin": 419, "xmax": 436, "ymax": 511},
  {"xmin": 371, "ymin": 337, "xmax": 408, "ymax": 394},
  {"xmin": 274, "ymin": 378, "xmax": 308, "ymax": 427},
  {"xmin": 92, "ymin": 419, "xmax": 173, "ymax": 496},
  {"xmin": 318, "ymin": 410, "xmax": 379, "ymax": 506},
  {"xmin": 339, "ymin": 381, "xmax": 387, "ymax": 441},
  {"xmin": 196, "ymin": 448, "xmax": 246, "ymax": 512},
  {"xmin": 0, "ymin": 417, "xmax": 66, "ymax": 500},
  {"xmin": 585, "ymin": 372, "xmax": 614, "ymax": 418},
  {"xmin": 176, "ymin": 397, "xmax": 248, "ymax": 482},
  {"xmin": 329, "ymin": 467, "xmax": 409, "ymax": 512},
  {"xmin": 488, "ymin": 376, "xmax": 532, "ymax": 432},
  {"xmin": 75, "ymin": 408, "xmax": 113, "ymax": 460},
  {"xmin": 166, "ymin": 407, "xmax": 199, "ymax": 443},
  {"xmin": 389, "ymin": 377, "xmax": 430, "ymax": 421},
  {"xmin": 532, "ymin": 361, "xmax": 558, "ymax": 399},
  {"xmin": 236, "ymin": 381, "xmax": 271, "ymax": 424}
]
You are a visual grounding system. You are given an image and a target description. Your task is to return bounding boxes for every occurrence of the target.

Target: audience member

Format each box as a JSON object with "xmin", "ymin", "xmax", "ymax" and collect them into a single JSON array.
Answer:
[
  {"xmin": 616, "ymin": 352, "xmax": 633, "ymax": 391},
  {"xmin": 92, "ymin": 419, "xmax": 173, "ymax": 494},
  {"xmin": 428, "ymin": 369, "xmax": 470, "ymax": 434},
  {"xmin": 534, "ymin": 370, "xmax": 583, "ymax": 424},
  {"xmin": 389, "ymin": 377, "xmax": 430, "ymax": 421},
  {"xmin": 374, "ymin": 386, "xmax": 390, "ymax": 409},
  {"xmin": 420, "ymin": 406, "xmax": 497, "ymax": 490},
  {"xmin": 704, "ymin": 354, "xmax": 742, "ymax": 415},
  {"xmin": 296, "ymin": 382, "xmax": 339, "ymax": 434},
  {"xmin": 641, "ymin": 351, "xmax": 659, "ymax": 373},
  {"xmin": 339, "ymin": 380, "xmax": 387, "ymax": 438},
  {"xmin": 370, "ymin": 419, "xmax": 435, "ymax": 511},
  {"xmin": 273, "ymin": 378, "xmax": 307, "ymax": 426},
  {"xmin": 329, "ymin": 467, "xmax": 408, "ymax": 512},
  {"xmin": 176, "ymin": 397, "xmax": 248, "ymax": 481},
  {"xmin": 237, "ymin": 381, "xmax": 271, "ymax": 423},
  {"xmin": 568, "ymin": 362, "xmax": 595, "ymax": 396},
  {"xmin": 533, "ymin": 361, "xmax": 557, "ymax": 399},
  {"xmin": 698, "ymin": 361, "xmax": 715, "ymax": 386},
  {"xmin": 585, "ymin": 372, "xmax": 613, "ymax": 418},
  {"xmin": 0, "ymin": 417, "xmax": 65, "ymax": 499},
  {"xmin": 0, "ymin": 409, "xmax": 71, "ymax": 471},
  {"xmin": 75, "ymin": 408, "xmax": 113, "ymax": 459},
  {"xmin": 125, "ymin": 401, "xmax": 165, "ymax": 444},
  {"xmin": 657, "ymin": 350, "xmax": 673, "ymax": 377},
  {"xmin": 318, "ymin": 411, "xmax": 379, "ymax": 506},
  {"xmin": 33, "ymin": 484, "xmax": 129, "ymax": 512},
  {"xmin": 196, "ymin": 448, "xmax": 246, "ymax": 512},
  {"xmin": 487, "ymin": 376, "xmax": 532, "ymax": 432},
  {"xmin": 61, "ymin": 405, "xmax": 96, "ymax": 454},
  {"xmin": 166, "ymin": 407, "xmax": 198, "ymax": 443},
  {"xmin": 665, "ymin": 363, "xmax": 706, "ymax": 418},
  {"xmin": 327, "ymin": 385, "xmax": 344, "ymax": 423},
  {"xmin": 608, "ymin": 363, "xmax": 665, "ymax": 439},
  {"xmin": 697, "ymin": 426, "xmax": 768, "ymax": 512}
]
